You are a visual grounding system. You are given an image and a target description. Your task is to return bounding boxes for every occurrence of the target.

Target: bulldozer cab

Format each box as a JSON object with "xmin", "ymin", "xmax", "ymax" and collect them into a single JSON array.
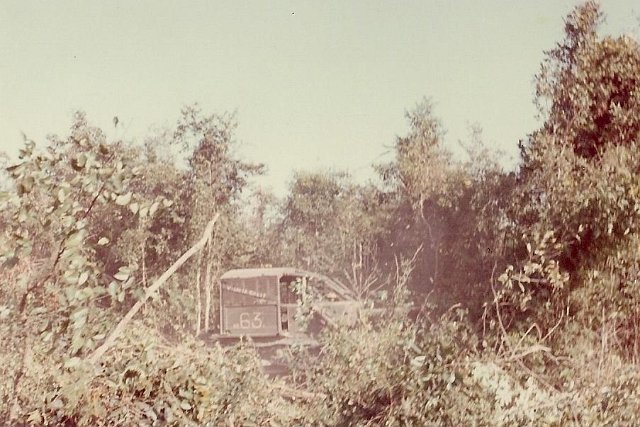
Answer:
[{"xmin": 219, "ymin": 267, "xmax": 356, "ymax": 338}]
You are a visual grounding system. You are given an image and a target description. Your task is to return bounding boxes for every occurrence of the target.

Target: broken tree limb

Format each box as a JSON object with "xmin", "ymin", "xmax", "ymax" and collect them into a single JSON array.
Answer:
[{"xmin": 87, "ymin": 213, "xmax": 220, "ymax": 365}]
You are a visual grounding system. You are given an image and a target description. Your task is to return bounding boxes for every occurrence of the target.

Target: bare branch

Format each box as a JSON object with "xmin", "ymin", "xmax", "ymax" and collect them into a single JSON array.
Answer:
[{"xmin": 87, "ymin": 213, "xmax": 220, "ymax": 365}]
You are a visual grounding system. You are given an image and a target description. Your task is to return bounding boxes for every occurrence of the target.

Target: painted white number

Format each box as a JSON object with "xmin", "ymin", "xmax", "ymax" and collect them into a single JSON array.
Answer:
[
  {"xmin": 252, "ymin": 312, "xmax": 263, "ymax": 328},
  {"xmin": 239, "ymin": 312, "xmax": 263, "ymax": 329},
  {"xmin": 239, "ymin": 312, "xmax": 251, "ymax": 328}
]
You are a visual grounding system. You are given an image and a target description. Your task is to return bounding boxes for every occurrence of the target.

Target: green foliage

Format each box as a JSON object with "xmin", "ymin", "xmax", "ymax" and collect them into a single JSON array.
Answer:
[
  {"xmin": 273, "ymin": 171, "xmax": 389, "ymax": 299},
  {"xmin": 375, "ymin": 101, "xmax": 516, "ymax": 316},
  {"xmin": 491, "ymin": 231, "xmax": 569, "ymax": 332},
  {"xmin": 511, "ymin": 1, "xmax": 640, "ymax": 340},
  {"xmin": 377, "ymin": 98, "xmax": 458, "ymax": 215},
  {"xmin": 0, "ymin": 107, "xmax": 265, "ymax": 422},
  {"xmin": 531, "ymin": 0, "xmax": 640, "ymax": 160},
  {"xmin": 2, "ymin": 322, "xmax": 301, "ymax": 426},
  {"xmin": 0, "ymin": 113, "xmax": 162, "ymax": 364}
]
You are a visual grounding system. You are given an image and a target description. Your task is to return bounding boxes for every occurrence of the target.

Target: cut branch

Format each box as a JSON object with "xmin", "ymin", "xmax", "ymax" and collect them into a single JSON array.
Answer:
[{"xmin": 87, "ymin": 213, "xmax": 220, "ymax": 365}]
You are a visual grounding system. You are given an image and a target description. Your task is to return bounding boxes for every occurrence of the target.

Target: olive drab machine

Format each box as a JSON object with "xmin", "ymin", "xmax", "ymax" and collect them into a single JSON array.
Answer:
[{"xmin": 218, "ymin": 267, "xmax": 358, "ymax": 338}]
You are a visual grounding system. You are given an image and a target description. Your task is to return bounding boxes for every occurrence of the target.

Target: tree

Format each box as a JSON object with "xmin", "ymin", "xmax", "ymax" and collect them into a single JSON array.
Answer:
[
  {"xmin": 0, "ymin": 112, "xmax": 172, "ymax": 418},
  {"xmin": 517, "ymin": 1, "xmax": 640, "ymax": 267},
  {"xmin": 497, "ymin": 1, "xmax": 640, "ymax": 350},
  {"xmin": 527, "ymin": 0, "xmax": 640, "ymax": 162},
  {"xmin": 171, "ymin": 104, "xmax": 264, "ymax": 333},
  {"xmin": 272, "ymin": 171, "xmax": 389, "ymax": 299},
  {"xmin": 376, "ymin": 100, "xmax": 514, "ymax": 314},
  {"xmin": 377, "ymin": 98, "xmax": 457, "ymax": 220}
]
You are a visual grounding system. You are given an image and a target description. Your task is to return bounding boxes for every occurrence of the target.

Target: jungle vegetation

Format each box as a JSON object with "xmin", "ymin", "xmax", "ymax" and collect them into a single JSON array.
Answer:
[{"xmin": 2, "ymin": 2, "xmax": 640, "ymax": 425}]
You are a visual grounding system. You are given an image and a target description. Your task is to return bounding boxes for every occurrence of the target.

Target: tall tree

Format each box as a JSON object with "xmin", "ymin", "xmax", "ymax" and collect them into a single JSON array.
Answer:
[
  {"xmin": 171, "ymin": 105, "xmax": 264, "ymax": 333},
  {"xmin": 527, "ymin": 0, "xmax": 640, "ymax": 162},
  {"xmin": 273, "ymin": 171, "xmax": 389, "ymax": 298}
]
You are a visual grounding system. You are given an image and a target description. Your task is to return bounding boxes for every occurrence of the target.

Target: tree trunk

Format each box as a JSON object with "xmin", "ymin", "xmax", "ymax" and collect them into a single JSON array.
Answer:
[
  {"xmin": 195, "ymin": 250, "xmax": 203, "ymax": 336},
  {"xmin": 204, "ymin": 244, "xmax": 213, "ymax": 332}
]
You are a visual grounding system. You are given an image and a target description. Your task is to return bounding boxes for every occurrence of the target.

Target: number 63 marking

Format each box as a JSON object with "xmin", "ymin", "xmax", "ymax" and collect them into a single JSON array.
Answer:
[{"xmin": 239, "ymin": 312, "xmax": 263, "ymax": 329}]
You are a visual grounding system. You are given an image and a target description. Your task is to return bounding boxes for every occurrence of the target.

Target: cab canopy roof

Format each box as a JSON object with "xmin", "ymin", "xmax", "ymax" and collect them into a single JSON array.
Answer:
[
  {"xmin": 220, "ymin": 267, "xmax": 310, "ymax": 280},
  {"xmin": 220, "ymin": 267, "xmax": 356, "ymax": 300}
]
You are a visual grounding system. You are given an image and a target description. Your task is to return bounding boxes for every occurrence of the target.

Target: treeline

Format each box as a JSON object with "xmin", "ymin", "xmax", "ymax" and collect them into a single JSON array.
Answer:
[{"xmin": 2, "ymin": 1, "xmax": 640, "ymax": 425}]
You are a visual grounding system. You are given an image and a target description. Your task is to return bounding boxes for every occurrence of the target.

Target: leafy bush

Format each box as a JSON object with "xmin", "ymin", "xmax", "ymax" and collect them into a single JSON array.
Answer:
[{"xmin": 1, "ymin": 320, "xmax": 305, "ymax": 426}]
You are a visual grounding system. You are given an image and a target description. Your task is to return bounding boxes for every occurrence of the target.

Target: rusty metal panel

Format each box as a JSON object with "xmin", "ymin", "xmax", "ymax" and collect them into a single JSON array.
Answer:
[
  {"xmin": 221, "ymin": 276, "xmax": 278, "ymax": 306},
  {"xmin": 222, "ymin": 305, "xmax": 278, "ymax": 336}
]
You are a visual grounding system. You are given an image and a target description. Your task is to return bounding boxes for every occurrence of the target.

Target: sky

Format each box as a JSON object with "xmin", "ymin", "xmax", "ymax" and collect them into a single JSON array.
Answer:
[{"xmin": 1, "ymin": 1, "xmax": 638, "ymax": 195}]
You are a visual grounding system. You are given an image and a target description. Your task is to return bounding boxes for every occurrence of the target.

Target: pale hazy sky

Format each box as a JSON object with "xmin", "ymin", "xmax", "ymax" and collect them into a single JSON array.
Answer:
[{"xmin": 1, "ymin": 1, "xmax": 638, "ymax": 194}]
